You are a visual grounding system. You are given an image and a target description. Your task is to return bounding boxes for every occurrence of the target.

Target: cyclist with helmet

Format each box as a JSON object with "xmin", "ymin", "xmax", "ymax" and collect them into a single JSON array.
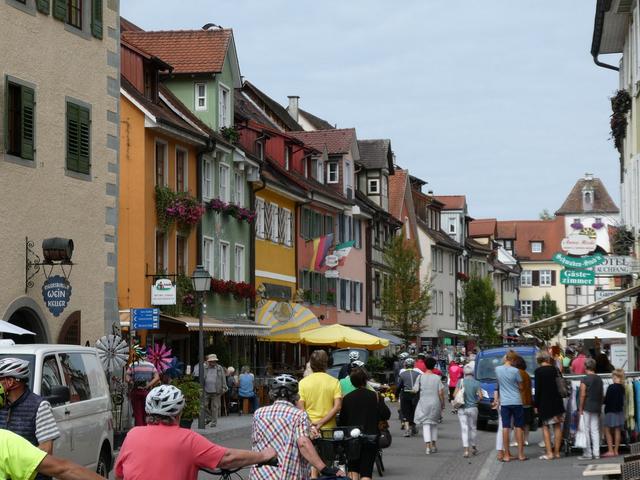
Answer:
[
  {"xmin": 394, "ymin": 352, "xmax": 409, "ymax": 384},
  {"xmin": 115, "ymin": 385, "xmax": 276, "ymax": 480},
  {"xmin": 397, "ymin": 357, "xmax": 421, "ymax": 436},
  {"xmin": 249, "ymin": 374, "xmax": 343, "ymax": 480},
  {"xmin": 0, "ymin": 358, "xmax": 60, "ymax": 480},
  {"xmin": 339, "ymin": 360, "xmax": 366, "ymax": 396},
  {"xmin": 0, "ymin": 385, "xmax": 105, "ymax": 480},
  {"xmin": 338, "ymin": 351, "xmax": 360, "ymax": 380}
]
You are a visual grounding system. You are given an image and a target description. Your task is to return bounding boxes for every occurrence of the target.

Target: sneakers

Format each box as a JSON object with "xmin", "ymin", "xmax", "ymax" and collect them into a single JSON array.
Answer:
[
  {"xmin": 431, "ymin": 446, "xmax": 438, "ymax": 453},
  {"xmin": 577, "ymin": 455, "xmax": 593, "ymax": 460},
  {"xmin": 425, "ymin": 447, "xmax": 432, "ymax": 455},
  {"xmin": 403, "ymin": 430, "xmax": 411, "ymax": 437}
]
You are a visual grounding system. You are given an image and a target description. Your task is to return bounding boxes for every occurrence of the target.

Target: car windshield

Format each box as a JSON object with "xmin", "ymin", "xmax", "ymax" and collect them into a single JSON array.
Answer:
[
  {"xmin": 476, "ymin": 354, "xmax": 536, "ymax": 381},
  {"xmin": 0, "ymin": 353, "xmax": 35, "ymax": 390}
]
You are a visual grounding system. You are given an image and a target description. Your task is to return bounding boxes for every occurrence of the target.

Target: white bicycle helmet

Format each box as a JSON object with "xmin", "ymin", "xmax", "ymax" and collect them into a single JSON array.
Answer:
[
  {"xmin": 269, "ymin": 374, "xmax": 299, "ymax": 398},
  {"xmin": 0, "ymin": 358, "xmax": 30, "ymax": 379},
  {"xmin": 404, "ymin": 357, "xmax": 415, "ymax": 368},
  {"xmin": 348, "ymin": 351, "xmax": 360, "ymax": 361},
  {"xmin": 398, "ymin": 352, "xmax": 409, "ymax": 360},
  {"xmin": 145, "ymin": 385, "xmax": 185, "ymax": 417},
  {"xmin": 351, "ymin": 360, "xmax": 365, "ymax": 368}
]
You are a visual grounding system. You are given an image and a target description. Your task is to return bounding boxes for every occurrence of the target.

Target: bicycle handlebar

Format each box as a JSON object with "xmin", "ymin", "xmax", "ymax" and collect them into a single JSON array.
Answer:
[{"xmin": 200, "ymin": 457, "xmax": 279, "ymax": 476}]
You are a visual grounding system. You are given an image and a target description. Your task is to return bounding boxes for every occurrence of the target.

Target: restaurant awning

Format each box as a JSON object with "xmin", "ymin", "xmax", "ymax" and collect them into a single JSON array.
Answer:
[
  {"xmin": 520, "ymin": 284, "xmax": 640, "ymax": 333},
  {"xmin": 255, "ymin": 301, "xmax": 320, "ymax": 343},
  {"xmin": 438, "ymin": 329, "xmax": 471, "ymax": 337},
  {"xmin": 567, "ymin": 327, "xmax": 626, "ymax": 341},
  {"xmin": 299, "ymin": 324, "xmax": 389, "ymax": 350},
  {"xmin": 353, "ymin": 326, "xmax": 403, "ymax": 345}
]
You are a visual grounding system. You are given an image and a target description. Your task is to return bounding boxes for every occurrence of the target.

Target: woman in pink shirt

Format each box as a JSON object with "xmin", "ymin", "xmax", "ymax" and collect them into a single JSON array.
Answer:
[
  {"xmin": 448, "ymin": 360, "xmax": 463, "ymax": 402},
  {"xmin": 571, "ymin": 347, "xmax": 587, "ymax": 375}
]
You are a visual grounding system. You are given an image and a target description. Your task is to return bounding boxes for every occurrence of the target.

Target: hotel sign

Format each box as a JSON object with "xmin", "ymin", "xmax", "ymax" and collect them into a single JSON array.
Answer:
[
  {"xmin": 552, "ymin": 252, "xmax": 605, "ymax": 269},
  {"xmin": 594, "ymin": 256, "xmax": 634, "ymax": 276}
]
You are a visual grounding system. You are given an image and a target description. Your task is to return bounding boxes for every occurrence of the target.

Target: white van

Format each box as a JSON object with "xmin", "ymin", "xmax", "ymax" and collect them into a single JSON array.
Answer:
[{"xmin": 0, "ymin": 342, "xmax": 114, "ymax": 476}]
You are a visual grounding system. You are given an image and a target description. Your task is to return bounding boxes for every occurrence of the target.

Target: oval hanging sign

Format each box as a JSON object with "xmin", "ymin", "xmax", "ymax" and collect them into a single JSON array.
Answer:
[
  {"xmin": 42, "ymin": 275, "xmax": 72, "ymax": 317},
  {"xmin": 560, "ymin": 234, "xmax": 597, "ymax": 255},
  {"xmin": 552, "ymin": 252, "xmax": 605, "ymax": 269}
]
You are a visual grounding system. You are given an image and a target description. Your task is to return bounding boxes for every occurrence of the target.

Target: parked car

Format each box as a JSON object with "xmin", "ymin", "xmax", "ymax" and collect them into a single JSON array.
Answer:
[
  {"xmin": 474, "ymin": 344, "xmax": 538, "ymax": 431},
  {"xmin": 0, "ymin": 342, "xmax": 114, "ymax": 476},
  {"xmin": 327, "ymin": 348, "xmax": 369, "ymax": 378}
]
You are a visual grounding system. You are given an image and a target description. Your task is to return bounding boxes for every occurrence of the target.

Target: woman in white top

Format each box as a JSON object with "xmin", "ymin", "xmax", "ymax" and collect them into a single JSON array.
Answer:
[{"xmin": 414, "ymin": 357, "xmax": 446, "ymax": 454}]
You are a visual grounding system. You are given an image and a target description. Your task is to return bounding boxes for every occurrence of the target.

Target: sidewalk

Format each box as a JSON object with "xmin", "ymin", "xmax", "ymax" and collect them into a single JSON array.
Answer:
[{"xmin": 188, "ymin": 413, "xmax": 254, "ymax": 442}]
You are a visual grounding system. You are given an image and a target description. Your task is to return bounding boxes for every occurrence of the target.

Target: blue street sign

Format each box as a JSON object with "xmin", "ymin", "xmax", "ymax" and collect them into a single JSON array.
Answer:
[{"xmin": 131, "ymin": 308, "xmax": 160, "ymax": 330}]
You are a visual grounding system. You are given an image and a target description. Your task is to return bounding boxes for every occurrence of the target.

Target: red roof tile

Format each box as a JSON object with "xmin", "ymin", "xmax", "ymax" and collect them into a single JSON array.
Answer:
[
  {"xmin": 497, "ymin": 217, "xmax": 564, "ymax": 262},
  {"xmin": 497, "ymin": 221, "xmax": 517, "ymax": 239},
  {"xmin": 433, "ymin": 195, "xmax": 466, "ymax": 210},
  {"xmin": 555, "ymin": 176, "xmax": 619, "ymax": 215},
  {"xmin": 388, "ymin": 169, "xmax": 408, "ymax": 220},
  {"xmin": 287, "ymin": 128, "xmax": 356, "ymax": 155},
  {"xmin": 469, "ymin": 219, "xmax": 497, "ymax": 238},
  {"xmin": 121, "ymin": 29, "xmax": 232, "ymax": 74}
]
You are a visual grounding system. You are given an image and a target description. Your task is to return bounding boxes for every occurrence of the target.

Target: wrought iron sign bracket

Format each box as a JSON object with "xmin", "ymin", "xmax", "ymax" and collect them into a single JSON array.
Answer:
[{"xmin": 25, "ymin": 237, "xmax": 74, "ymax": 293}]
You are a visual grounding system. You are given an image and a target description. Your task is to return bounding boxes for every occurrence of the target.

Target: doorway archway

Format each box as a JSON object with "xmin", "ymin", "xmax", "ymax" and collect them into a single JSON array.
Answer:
[
  {"xmin": 2, "ymin": 297, "xmax": 49, "ymax": 344},
  {"xmin": 58, "ymin": 311, "xmax": 81, "ymax": 345}
]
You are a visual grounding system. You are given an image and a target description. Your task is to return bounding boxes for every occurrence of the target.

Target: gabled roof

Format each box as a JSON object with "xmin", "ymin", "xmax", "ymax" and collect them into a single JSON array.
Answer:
[
  {"xmin": 296, "ymin": 108, "xmax": 335, "ymax": 130},
  {"xmin": 496, "ymin": 217, "xmax": 565, "ymax": 262},
  {"xmin": 388, "ymin": 169, "xmax": 409, "ymax": 220},
  {"xmin": 433, "ymin": 195, "xmax": 466, "ymax": 211},
  {"xmin": 469, "ymin": 219, "xmax": 497, "ymax": 238},
  {"xmin": 355, "ymin": 190, "xmax": 402, "ymax": 227},
  {"xmin": 121, "ymin": 29, "xmax": 233, "ymax": 75},
  {"xmin": 242, "ymin": 81, "xmax": 302, "ymax": 132},
  {"xmin": 120, "ymin": 17, "xmax": 143, "ymax": 32},
  {"xmin": 357, "ymin": 139, "xmax": 393, "ymax": 171},
  {"xmin": 555, "ymin": 175, "xmax": 619, "ymax": 215},
  {"xmin": 416, "ymin": 219, "xmax": 463, "ymax": 251},
  {"xmin": 497, "ymin": 221, "xmax": 517, "ymax": 239},
  {"xmin": 287, "ymin": 128, "xmax": 357, "ymax": 155},
  {"xmin": 235, "ymin": 90, "xmax": 281, "ymax": 131}
]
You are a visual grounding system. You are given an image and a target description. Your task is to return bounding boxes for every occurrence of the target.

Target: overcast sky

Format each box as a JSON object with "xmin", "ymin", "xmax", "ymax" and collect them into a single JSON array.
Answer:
[{"xmin": 122, "ymin": 1, "xmax": 620, "ymax": 221}]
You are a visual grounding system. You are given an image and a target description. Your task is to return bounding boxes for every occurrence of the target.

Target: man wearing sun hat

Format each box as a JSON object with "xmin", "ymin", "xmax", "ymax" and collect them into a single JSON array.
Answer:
[{"xmin": 195, "ymin": 354, "xmax": 227, "ymax": 428}]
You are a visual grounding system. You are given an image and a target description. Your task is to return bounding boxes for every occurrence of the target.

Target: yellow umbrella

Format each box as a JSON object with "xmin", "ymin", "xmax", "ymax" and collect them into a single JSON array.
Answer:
[
  {"xmin": 299, "ymin": 323, "xmax": 389, "ymax": 350},
  {"xmin": 255, "ymin": 300, "xmax": 320, "ymax": 343}
]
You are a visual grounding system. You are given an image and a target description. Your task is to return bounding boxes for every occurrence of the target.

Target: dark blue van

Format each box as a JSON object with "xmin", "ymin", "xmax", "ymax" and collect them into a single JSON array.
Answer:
[{"xmin": 475, "ymin": 345, "xmax": 538, "ymax": 430}]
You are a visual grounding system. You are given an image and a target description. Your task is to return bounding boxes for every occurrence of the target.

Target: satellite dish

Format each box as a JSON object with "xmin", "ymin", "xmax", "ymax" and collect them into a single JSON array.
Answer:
[
  {"xmin": 272, "ymin": 302, "xmax": 293, "ymax": 323},
  {"xmin": 95, "ymin": 334, "xmax": 128, "ymax": 372}
]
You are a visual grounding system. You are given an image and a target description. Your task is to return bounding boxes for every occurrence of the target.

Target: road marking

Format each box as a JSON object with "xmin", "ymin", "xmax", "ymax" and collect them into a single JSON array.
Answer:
[{"xmin": 476, "ymin": 448, "xmax": 502, "ymax": 480}]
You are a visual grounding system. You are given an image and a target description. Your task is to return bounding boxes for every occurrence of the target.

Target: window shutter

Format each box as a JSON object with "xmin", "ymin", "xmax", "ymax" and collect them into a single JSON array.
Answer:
[
  {"xmin": 53, "ymin": 0, "xmax": 66, "ymax": 20},
  {"xmin": 78, "ymin": 106, "xmax": 91, "ymax": 174},
  {"xmin": 264, "ymin": 203, "xmax": 273, "ymax": 240},
  {"xmin": 91, "ymin": 0, "xmax": 103, "ymax": 39},
  {"xmin": 532, "ymin": 270, "xmax": 539, "ymax": 286},
  {"xmin": 20, "ymin": 86, "xmax": 35, "ymax": 161},
  {"xmin": 551, "ymin": 270, "xmax": 557, "ymax": 286},
  {"xmin": 288, "ymin": 211, "xmax": 293, "ymax": 246},
  {"xmin": 66, "ymin": 103, "xmax": 80, "ymax": 172},
  {"xmin": 36, "ymin": 0, "xmax": 50, "ymax": 14},
  {"xmin": 278, "ymin": 207, "xmax": 286, "ymax": 244}
]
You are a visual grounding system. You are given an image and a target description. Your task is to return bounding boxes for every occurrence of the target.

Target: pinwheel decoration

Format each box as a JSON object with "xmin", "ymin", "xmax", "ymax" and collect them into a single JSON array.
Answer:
[
  {"xmin": 146, "ymin": 343, "xmax": 174, "ymax": 373},
  {"xmin": 128, "ymin": 343, "xmax": 146, "ymax": 366},
  {"xmin": 94, "ymin": 335, "xmax": 129, "ymax": 372},
  {"xmin": 164, "ymin": 357, "xmax": 185, "ymax": 378}
]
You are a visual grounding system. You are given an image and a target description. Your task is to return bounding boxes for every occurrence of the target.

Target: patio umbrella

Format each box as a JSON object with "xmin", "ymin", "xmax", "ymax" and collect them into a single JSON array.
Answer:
[
  {"xmin": 0, "ymin": 320, "xmax": 35, "ymax": 336},
  {"xmin": 567, "ymin": 327, "xmax": 627, "ymax": 340},
  {"xmin": 256, "ymin": 301, "xmax": 321, "ymax": 343},
  {"xmin": 299, "ymin": 323, "xmax": 389, "ymax": 350}
]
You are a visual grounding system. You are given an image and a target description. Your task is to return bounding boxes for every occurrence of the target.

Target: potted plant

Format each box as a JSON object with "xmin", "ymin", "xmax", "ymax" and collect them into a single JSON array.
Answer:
[{"xmin": 171, "ymin": 375, "xmax": 202, "ymax": 428}]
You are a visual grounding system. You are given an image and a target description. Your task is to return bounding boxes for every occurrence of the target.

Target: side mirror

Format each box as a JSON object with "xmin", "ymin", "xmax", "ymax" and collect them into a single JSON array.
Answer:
[{"xmin": 46, "ymin": 385, "xmax": 70, "ymax": 405}]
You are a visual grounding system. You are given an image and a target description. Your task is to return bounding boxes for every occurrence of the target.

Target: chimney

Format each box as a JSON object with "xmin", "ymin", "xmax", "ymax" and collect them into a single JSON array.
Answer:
[
  {"xmin": 584, "ymin": 172, "xmax": 594, "ymax": 181},
  {"xmin": 288, "ymin": 96, "xmax": 299, "ymax": 122}
]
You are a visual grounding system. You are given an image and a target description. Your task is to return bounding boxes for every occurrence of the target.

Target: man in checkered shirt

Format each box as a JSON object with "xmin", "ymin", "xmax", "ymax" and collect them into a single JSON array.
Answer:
[{"xmin": 249, "ymin": 374, "xmax": 344, "ymax": 479}]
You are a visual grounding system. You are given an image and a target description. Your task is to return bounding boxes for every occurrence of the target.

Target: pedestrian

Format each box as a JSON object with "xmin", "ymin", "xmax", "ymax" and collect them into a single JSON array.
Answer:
[
  {"xmin": 339, "ymin": 366, "xmax": 390, "ymax": 480},
  {"xmin": 339, "ymin": 360, "xmax": 365, "ymax": 396},
  {"xmin": 393, "ymin": 352, "xmax": 408, "ymax": 384},
  {"xmin": 453, "ymin": 364, "xmax": 482, "ymax": 458},
  {"xmin": 238, "ymin": 366, "xmax": 259, "ymax": 414},
  {"xmin": 595, "ymin": 353, "xmax": 614, "ymax": 374},
  {"xmin": 570, "ymin": 346, "xmax": 587, "ymax": 374},
  {"xmin": 195, "ymin": 354, "xmax": 226, "ymax": 428},
  {"xmin": 397, "ymin": 357, "xmax": 421, "ymax": 436},
  {"xmin": 534, "ymin": 352, "xmax": 565, "ymax": 460},
  {"xmin": 448, "ymin": 358, "xmax": 463, "ymax": 404},
  {"xmin": 338, "ymin": 351, "xmax": 360, "ymax": 380},
  {"xmin": 578, "ymin": 358, "xmax": 604, "ymax": 460},
  {"xmin": 513, "ymin": 356, "xmax": 532, "ymax": 447},
  {"xmin": 494, "ymin": 351, "xmax": 526, "ymax": 462},
  {"xmin": 602, "ymin": 369, "xmax": 626, "ymax": 458},
  {"xmin": 415, "ymin": 353, "xmax": 427, "ymax": 373},
  {"xmin": 225, "ymin": 366, "xmax": 238, "ymax": 415},
  {"xmin": 414, "ymin": 357, "xmax": 445, "ymax": 455},
  {"xmin": 125, "ymin": 353, "xmax": 161, "ymax": 427}
]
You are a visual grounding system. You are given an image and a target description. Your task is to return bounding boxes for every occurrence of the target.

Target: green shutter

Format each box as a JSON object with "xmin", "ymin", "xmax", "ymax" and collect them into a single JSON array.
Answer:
[
  {"xmin": 53, "ymin": 0, "xmax": 66, "ymax": 20},
  {"xmin": 78, "ymin": 106, "xmax": 91, "ymax": 174},
  {"xmin": 36, "ymin": 0, "xmax": 50, "ymax": 14},
  {"xmin": 66, "ymin": 103, "xmax": 79, "ymax": 172},
  {"xmin": 3, "ymin": 77, "xmax": 8, "ymax": 157},
  {"xmin": 21, "ymin": 86, "xmax": 35, "ymax": 161},
  {"xmin": 91, "ymin": 0, "xmax": 103, "ymax": 39}
]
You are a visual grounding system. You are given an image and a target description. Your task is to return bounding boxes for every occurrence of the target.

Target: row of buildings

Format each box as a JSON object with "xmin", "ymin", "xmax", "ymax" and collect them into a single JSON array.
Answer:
[{"xmin": 0, "ymin": 2, "xmax": 625, "ymax": 366}]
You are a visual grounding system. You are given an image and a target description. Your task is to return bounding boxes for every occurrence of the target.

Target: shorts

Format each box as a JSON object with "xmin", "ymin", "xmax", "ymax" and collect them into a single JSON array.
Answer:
[
  {"xmin": 500, "ymin": 405, "xmax": 524, "ymax": 429},
  {"xmin": 523, "ymin": 406, "xmax": 533, "ymax": 427},
  {"xmin": 604, "ymin": 412, "xmax": 625, "ymax": 428},
  {"xmin": 542, "ymin": 414, "xmax": 565, "ymax": 426}
]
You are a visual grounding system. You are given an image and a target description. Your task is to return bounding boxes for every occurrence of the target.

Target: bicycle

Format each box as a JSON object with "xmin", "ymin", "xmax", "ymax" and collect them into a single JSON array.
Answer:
[
  {"xmin": 314, "ymin": 426, "xmax": 377, "ymax": 478},
  {"xmin": 199, "ymin": 457, "xmax": 278, "ymax": 479},
  {"xmin": 375, "ymin": 448, "xmax": 385, "ymax": 477}
]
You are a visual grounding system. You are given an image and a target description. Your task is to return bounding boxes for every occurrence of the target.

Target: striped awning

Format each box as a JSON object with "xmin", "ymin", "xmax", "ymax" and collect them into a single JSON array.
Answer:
[{"xmin": 256, "ymin": 301, "xmax": 320, "ymax": 343}]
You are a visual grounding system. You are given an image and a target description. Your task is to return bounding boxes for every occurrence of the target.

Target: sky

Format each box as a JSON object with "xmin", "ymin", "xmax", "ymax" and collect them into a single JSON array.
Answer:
[{"xmin": 121, "ymin": 1, "xmax": 621, "ymax": 221}]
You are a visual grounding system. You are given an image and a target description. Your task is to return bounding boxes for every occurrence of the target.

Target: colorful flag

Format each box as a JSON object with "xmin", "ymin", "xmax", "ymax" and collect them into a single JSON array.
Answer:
[
  {"xmin": 334, "ymin": 240, "xmax": 355, "ymax": 265},
  {"xmin": 310, "ymin": 233, "xmax": 334, "ymax": 271}
]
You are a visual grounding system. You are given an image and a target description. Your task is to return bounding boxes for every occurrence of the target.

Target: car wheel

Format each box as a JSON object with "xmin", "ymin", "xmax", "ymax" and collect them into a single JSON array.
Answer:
[{"xmin": 96, "ymin": 447, "xmax": 110, "ymax": 478}]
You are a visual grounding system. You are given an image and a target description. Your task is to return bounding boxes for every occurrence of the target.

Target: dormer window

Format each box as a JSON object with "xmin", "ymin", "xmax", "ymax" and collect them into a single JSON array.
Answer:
[
  {"xmin": 327, "ymin": 162, "xmax": 338, "ymax": 183},
  {"xmin": 531, "ymin": 241, "xmax": 543, "ymax": 253},
  {"xmin": 368, "ymin": 179, "xmax": 380, "ymax": 194},
  {"xmin": 255, "ymin": 140, "xmax": 264, "ymax": 160},
  {"xmin": 195, "ymin": 83, "xmax": 207, "ymax": 111}
]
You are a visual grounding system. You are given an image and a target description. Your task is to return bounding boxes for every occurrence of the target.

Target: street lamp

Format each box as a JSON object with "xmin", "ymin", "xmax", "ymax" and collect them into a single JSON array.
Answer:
[{"xmin": 191, "ymin": 265, "xmax": 211, "ymax": 429}]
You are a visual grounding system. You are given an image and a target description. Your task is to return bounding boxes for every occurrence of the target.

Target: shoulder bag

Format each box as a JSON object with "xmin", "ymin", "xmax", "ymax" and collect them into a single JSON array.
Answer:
[{"xmin": 555, "ymin": 368, "xmax": 570, "ymax": 398}]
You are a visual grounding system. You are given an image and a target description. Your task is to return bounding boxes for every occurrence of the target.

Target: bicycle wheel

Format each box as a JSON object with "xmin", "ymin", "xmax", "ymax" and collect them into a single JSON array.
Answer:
[{"xmin": 375, "ymin": 450, "xmax": 384, "ymax": 477}]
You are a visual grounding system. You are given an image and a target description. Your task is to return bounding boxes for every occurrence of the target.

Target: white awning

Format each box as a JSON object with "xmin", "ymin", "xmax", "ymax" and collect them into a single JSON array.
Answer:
[
  {"xmin": 567, "ymin": 327, "xmax": 626, "ymax": 340},
  {"xmin": 438, "ymin": 329, "xmax": 470, "ymax": 337}
]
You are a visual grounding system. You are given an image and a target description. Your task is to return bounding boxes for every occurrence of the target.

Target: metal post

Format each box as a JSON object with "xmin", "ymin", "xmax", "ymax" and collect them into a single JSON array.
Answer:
[{"xmin": 198, "ymin": 291, "xmax": 205, "ymax": 429}]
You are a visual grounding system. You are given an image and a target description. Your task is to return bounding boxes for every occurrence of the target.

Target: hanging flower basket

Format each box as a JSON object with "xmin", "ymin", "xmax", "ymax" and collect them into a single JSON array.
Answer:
[
  {"xmin": 457, "ymin": 272, "xmax": 469, "ymax": 282},
  {"xmin": 610, "ymin": 89, "xmax": 632, "ymax": 153},
  {"xmin": 206, "ymin": 199, "xmax": 256, "ymax": 224},
  {"xmin": 570, "ymin": 221, "xmax": 584, "ymax": 230},
  {"xmin": 210, "ymin": 278, "xmax": 255, "ymax": 300},
  {"xmin": 592, "ymin": 221, "xmax": 605, "ymax": 230},
  {"xmin": 155, "ymin": 186, "xmax": 204, "ymax": 233}
]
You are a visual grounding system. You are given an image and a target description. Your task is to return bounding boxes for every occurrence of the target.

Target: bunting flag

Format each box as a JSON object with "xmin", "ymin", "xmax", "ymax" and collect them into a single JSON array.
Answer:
[
  {"xmin": 310, "ymin": 233, "xmax": 334, "ymax": 271},
  {"xmin": 334, "ymin": 240, "xmax": 355, "ymax": 265}
]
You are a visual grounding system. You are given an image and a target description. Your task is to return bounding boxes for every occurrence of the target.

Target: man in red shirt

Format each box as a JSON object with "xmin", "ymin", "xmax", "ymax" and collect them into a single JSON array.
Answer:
[
  {"xmin": 415, "ymin": 353, "xmax": 427, "ymax": 373},
  {"xmin": 571, "ymin": 346, "xmax": 587, "ymax": 374},
  {"xmin": 115, "ymin": 385, "xmax": 275, "ymax": 480}
]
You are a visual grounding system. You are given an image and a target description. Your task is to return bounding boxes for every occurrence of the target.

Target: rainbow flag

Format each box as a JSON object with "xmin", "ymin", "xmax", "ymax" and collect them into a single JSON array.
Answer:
[{"xmin": 310, "ymin": 233, "xmax": 334, "ymax": 271}]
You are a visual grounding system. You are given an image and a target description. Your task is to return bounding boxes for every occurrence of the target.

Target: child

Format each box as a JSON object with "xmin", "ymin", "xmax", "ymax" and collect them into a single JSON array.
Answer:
[
  {"xmin": 578, "ymin": 358, "xmax": 604, "ymax": 460},
  {"xmin": 602, "ymin": 369, "xmax": 626, "ymax": 457}
]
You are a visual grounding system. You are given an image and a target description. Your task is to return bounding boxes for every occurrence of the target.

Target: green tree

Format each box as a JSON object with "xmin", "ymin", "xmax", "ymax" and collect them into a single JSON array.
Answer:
[
  {"xmin": 530, "ymin": 293, "xmax": 560, "ymax": 343},
  {"xmin": 462, "ymin": 275, "xmax": 499, "ymax": 341},
  {"xmin": 539, "ymin": 209, "xmax": 555, "ymax": 220},
  {"xmin": 381, "ymin": 234, "xmax": 431, "ymax": 346}
]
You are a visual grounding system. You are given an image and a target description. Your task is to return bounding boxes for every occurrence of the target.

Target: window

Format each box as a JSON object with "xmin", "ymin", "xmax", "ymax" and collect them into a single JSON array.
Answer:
[
  {"xmin": 255, "ymin": 199, "xmax": 265, "ymax": 239},
  {"xmin": 270, "ymin": 203, "xmax": 279, "ymax": 243},
  {"xmin": 449, "ymin": 293, "xmax": 454, "ymax": 316},
  {"xmin": 448, "ymin": 217, "xmax": 456, "ymax": 234},
  {"xmin": 218, "ymin": 163, "xmax": 229, "ymax": 202},
  {"xmin": 353, "ymin": 282, "xmax": 362, "ymax": 313},
  {"xmin": 59, "ymin": 353, "xmax": 91, "ymax": 402},
  {"xmin": 503, "ymin": 239, "xmax": 513, "ymax": 252},
  {"xmin": 154, "ymin": 141, "xmax": 167, "ymax": 186},
  {"xmin": 67, "ymin": 0, "xmax": 82, "ymax": 29},
  {"xmin": 155, "ymin": 231, "xmax": 167, "ymax": 273},
  {"xmin": 327, "ymin": 162, "xmax": 339, "ymax": 183},
  {"xmin": 317, "ymin": 160, "xmax": 324, "ymax": 183},
  {"xmin": 218, "ymin": 84, "xmax": 230, "ymax": 128},
  {"xmin": 540, "ymin": 269, "xmax": 552, "ymax": 286},
  {"xmin": 66, "ymin": 101, "xmax": 90, "ymax": 174},
  {"xmin": 203, "ymin": 237, "xmax": 214, "ymax": 275},
  {"xmin": 344, "ymin": 161, "xmax": 353, "ymax": 190},
  {"xmin": 282, "ymin": 209, "xmax": 293, "ymax": 246},
  {"xmin": 220, "ymin": 242, "xmax": 230, "ymax": 280},
  {"xmin": 449, "ymin": 253, "xmax": 454, "ymax": 275},
  {"xmin": 575, "ymin": 286, "xmax": 582, "ymax": 295},
  {"xmin": 176, "ymin": 148, "xmax": 187, "ymax": 192},
  {"xmin": 520, "ymin": 300, "xmax": 532, "ymax": 317},
  {"xmin": 5, "ymin": 80, "xmax": 34, "ymax": 161},
  {"xmin": 41, "ymin": 355, "xmax": 64, "ymax": 404},
  {"xmin": 431, "ymin": 247, "xmax": 437, "ymax": 272},
  {"xmin": 195, "ymin": 83, "xmax": 207, "ymax": 111},
  {"xmin": 202, "ymin": 157, "xmax": 213, "ymax": 200},
  {"xmin": 438, "ymin": 291, "xmax": 444, "ymax": 315},
  {"xmin": 438, "ymin": 250, "xmax": 443, "ymax": 272},
  {"xmin": 368, "ymin": 179, "xmax": 380, "ymax": 194},
  {"xmin": 520, "ymin": 270, "xmax": 532, "ymax": 286},
  {"xmin": 255, "ymin": 140, "xmax": 264, "ymax": 160},
  {"xmin": 176, "ymin": 236, "xmax": 187, "ymax": 275},
  {"xmin": 531, "ymin": 241, "xmax": 543, "ymax": 253},
  {"xmin": 234, "ymin": 245, "xmax": 244, "ymax": 282},
  {"xmin": 432, "ymin": 289, "xmax": 438, "ymax": 314},
  {"xmin": 233, "ymin": 170, "xmax": 244, "ymax": 206}
]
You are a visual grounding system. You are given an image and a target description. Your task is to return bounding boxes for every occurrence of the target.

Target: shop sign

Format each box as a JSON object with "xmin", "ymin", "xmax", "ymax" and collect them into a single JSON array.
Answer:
[
  {"xmin": 324, "ymin": 269, "xmax": 339, "ymax": 279},
  {"xmin": 324, "ymin": 255, "xmax": 339, "ymax": 268},
  {"xmin": 151, "ymin": 278, "xmax": 176, "ymax": 305},
  {"xmin": 560, "ymin": 234, "xmax": 597, "ymax": 255},
  {"xmin": 610, "ymin": 344, "xmax": 628, "ymax": 370},
  {"xmin": 560, "ymin": 269, "xmax": 595, "ymax": 285},
  {"xmin": 594, "ymin": 289, "xmax": 631, "ymax": 302},
  {"xmin": 42, "ymin": 275, "xmax": 72, "ymax": 317},
  {"xmin": 552, "ymin": 252, "xmax": 605, "ymax": 269},
  {"xmin": 593, "ymin": 256, "xmax": 634, "ymax": 276}
]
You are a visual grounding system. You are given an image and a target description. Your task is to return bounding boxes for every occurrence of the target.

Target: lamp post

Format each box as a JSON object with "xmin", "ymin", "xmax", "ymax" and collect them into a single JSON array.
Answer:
[{"xmin": 191, "ymin": 265, "xmax": 211, "ymax": 429}]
